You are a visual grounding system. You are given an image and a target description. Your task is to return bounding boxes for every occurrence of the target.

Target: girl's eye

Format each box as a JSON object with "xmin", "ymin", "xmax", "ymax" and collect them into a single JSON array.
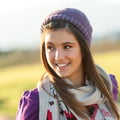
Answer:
[
  {"xmin": 47, "ymin": 46, "xmax": 55, "ymax": 51},
  {"xmin": 64, "ymin": 45, "xmax": 72, "ymax": 49}
]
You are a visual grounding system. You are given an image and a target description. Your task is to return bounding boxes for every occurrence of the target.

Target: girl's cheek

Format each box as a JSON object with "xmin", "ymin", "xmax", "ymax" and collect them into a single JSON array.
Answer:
[{"xmin": 46, "ymin": 52, "xmax": 54, "ymax": 61}]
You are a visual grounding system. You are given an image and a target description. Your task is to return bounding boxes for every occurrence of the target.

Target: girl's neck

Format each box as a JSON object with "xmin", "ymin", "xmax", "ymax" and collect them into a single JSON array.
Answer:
[{"xmin": 68, "ymin": 73, "xmax": 85, "ymax": 87}]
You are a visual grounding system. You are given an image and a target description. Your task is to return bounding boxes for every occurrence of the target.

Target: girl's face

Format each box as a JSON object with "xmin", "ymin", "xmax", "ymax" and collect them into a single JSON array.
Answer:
[{"xmin": 44, "ymin": 29, "xmax": 83, "ymax": 83}]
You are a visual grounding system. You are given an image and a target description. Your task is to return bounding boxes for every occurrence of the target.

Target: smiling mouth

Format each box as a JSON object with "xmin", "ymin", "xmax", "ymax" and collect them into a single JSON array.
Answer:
[{"xmin": 55, "ymin": 63, "xmax": 70, "ymax": 67}]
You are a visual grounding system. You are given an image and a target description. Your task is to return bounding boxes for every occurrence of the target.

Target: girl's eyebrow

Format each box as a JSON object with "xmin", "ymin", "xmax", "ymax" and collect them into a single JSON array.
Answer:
[
  {"xmin": 62, "ymin": 42, "xmax": 75, "ymax": 45},
  {"xmin": 46, "ymin": 42, "xmax": 54, "ymax": 45},
  {"xmin": 46, "ymin": 42, "xmax": 75, "ymax": 45}
]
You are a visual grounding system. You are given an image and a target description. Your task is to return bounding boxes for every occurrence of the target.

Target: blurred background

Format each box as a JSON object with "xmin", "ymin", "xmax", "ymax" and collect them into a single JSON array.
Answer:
[{"xmin": 0, "ymin": 0, "xmax": 120, "ymax": 119}]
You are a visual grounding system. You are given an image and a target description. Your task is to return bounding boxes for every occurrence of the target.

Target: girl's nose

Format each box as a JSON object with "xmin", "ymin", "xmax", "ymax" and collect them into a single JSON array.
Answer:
[{"xmin": 55, "ymin": 49, "xmax": 65, "ymax": 61}]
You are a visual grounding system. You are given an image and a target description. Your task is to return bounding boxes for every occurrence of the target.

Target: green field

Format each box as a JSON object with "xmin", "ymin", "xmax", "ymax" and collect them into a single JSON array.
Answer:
[
  {"xmin": 93, "ymin": 50, "xmax": 120, "ymax": 90},
  {"xmin": 0, "ymin": 50, "xmax": 120, "ymax": 118}
]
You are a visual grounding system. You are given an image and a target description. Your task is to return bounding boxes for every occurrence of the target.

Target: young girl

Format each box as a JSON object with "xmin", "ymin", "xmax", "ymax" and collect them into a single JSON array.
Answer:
[{"xmin": 16, "ymin": 8, "xmax": 120, "ymax": 120}]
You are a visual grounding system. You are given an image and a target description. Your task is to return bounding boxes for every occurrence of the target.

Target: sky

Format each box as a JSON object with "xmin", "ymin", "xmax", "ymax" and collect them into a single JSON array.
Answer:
[{"xmin": 0, "ymin": 0, "xmax": 120, "ymax": 51}]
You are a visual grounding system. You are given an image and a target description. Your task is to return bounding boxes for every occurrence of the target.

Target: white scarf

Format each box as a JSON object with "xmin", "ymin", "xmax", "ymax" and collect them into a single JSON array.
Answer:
[{"xmin": 37, "ymin": 77, "xmax": 116, "ymax": 120}]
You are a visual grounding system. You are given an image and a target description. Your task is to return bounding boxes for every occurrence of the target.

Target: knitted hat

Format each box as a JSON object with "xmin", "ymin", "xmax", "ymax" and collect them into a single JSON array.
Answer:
[{"xmin": 41, "ymin": 8, "xmax": 93, "ymax": 46}]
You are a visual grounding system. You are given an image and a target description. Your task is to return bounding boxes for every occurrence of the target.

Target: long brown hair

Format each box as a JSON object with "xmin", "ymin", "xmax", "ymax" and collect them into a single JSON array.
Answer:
[{"xmin": 40, "ymin": 20, "xmax": 120, "ymax": 119}]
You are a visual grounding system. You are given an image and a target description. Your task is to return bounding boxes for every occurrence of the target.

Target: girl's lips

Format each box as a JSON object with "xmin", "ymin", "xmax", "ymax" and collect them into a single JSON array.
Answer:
[
  {"xmin": 55, "ymin": 62, "xmax": 70, "ymax": 69},
  {"xmin": 56, "ymin": 63, "xmax": 68, "ymax": 67}
]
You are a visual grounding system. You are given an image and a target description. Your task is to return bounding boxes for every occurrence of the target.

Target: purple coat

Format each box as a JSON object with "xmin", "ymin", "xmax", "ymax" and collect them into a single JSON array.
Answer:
[{"xmin": 16, "ymin": 74, "xmax": 119, "ymax": 120}]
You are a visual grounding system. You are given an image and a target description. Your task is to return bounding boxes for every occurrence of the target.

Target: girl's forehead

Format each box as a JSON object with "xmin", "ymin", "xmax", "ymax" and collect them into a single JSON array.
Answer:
[{"xmin": 44, "ymin": 29, "xmax": 77, "ymax": 43}]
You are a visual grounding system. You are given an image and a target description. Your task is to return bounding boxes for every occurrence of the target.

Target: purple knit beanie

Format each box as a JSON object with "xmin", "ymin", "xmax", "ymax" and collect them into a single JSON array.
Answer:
[{"xmin": 41, "ymin": 8, "xmax": 93, "ymax": 46}]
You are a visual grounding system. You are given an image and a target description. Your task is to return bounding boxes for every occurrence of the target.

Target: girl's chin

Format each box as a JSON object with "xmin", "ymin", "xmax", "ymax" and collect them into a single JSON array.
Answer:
[{"xmin": 56, "ymin": 72, "xmax": 68, "ymax": 78}]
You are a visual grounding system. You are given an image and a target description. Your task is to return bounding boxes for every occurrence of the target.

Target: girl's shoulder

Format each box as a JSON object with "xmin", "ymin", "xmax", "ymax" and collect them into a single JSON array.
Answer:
[
  {"xmin": 16, "ymin": 88, "xmax": 39, "ymax": 120},
  {"xmin": 96, "ymin": 65, "xmax": 119, "ymax": 101},
  {"xmin": 22, "ymin": 88, "xmax": 39, "ymax": 102},
  {"xmin": 109, "ymin": 74, "xmax": 119, "ymax": 101}
]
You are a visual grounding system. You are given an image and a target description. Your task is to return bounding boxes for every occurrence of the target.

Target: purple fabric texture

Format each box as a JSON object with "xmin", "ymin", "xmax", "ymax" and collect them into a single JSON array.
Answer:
[
  {"xmin": 16, "ymin": 75, "xmax": 119, "ymax": 120},
  {"xmin": 16, "ymin": 89, "xmax": 39, "ymax": 120},
  {"xmin": 40, "ymin": 8, "xmax": 93, "ymax": 46},
  {"xmin": 109, "ymin": 74, "xmax": 119, "ymax": 101}
]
